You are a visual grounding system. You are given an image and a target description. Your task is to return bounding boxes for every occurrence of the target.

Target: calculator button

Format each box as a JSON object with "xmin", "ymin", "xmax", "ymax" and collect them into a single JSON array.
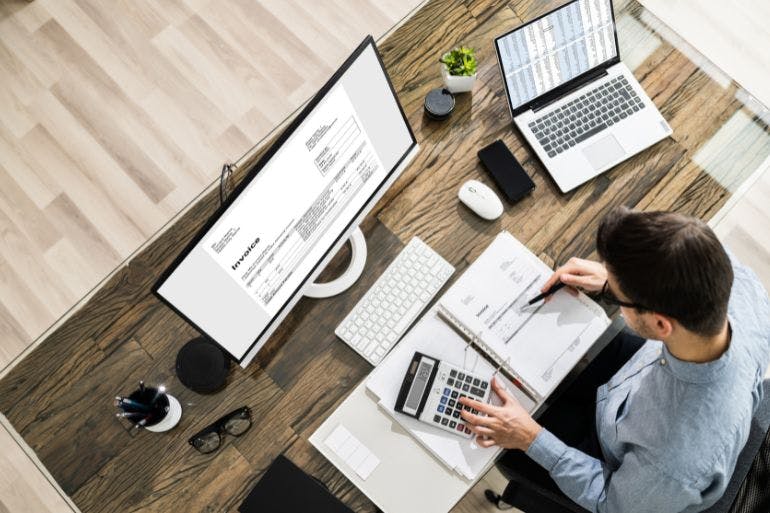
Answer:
[
  {"xmin": 465, "ymin": 427, "xmax": 471, "ymax": 434},
  {"xmin": 471, "ymin": 409, "xmax": 478, "ymax": 415},
  {"xmin": 443, "ymin": 388, "xmax": 450, "ymax": 396},
  {"xmin": 454, "ymin": 382, "xmax": 462, "ymax": 390},
  {"xmin": 447, "ymin": 378, "xmax": 454, "ymax": 386},
  {"xmin": 481, "ymin": 381, "xmax": 488, "ymax": 390},
  {"xmin": 465, "ymin": 376, "xmax": 472, "ymax": 384},
  {"xmin": 451, "ymin": 391, "xmax": 458, "ymax": 398},
  {"xmin": 452, "ymin": 410, "xmax": 460, "ymax": 418},
  {"xmin": 471, "ymin": 386, "xmax": 484, "ymax": 396},
  {"xmin": 437, "ymin": 405, "xmax": 444, "ymax": 413},
  {"xmin": 473, "ymin": 378, "xmax": 480, "ymax": 386},
  {"xmin": 440, "ymin": 396, "xmax": 447, "ymax": 405},
  {"xmin": 456, "ymin": 423, "xmax": 465, "ymax": 432},
  {"xmin": 450, "ymin": 370, "xmax": 457, "ymax": 378},
  {"xmin": 449, "ymin": 421, "xmax": 456, "ymax": 428},
  {"xmin": 458, "ymin": 372, "xmax": 465, "ymax": 380},
  {"xmin": 448, "ymin": 399, "xmax": 455, "ymax": 407},
  {"xmin": 463, "ymin": 405, "xmax": 472, "ymax": 412},
  {"xmin": 433, "ymin": 415, "xmax": 441, "ymax": 423},
  {"xmin": 459, "ymin": 394, "xmax": 467, "ymax": 400},
  {"xmin": 462, "ymin": 384, "xmax": 470, "ymax": 392},
  {"xmin": 441, "ymin": 418, "xmax": 449, "ymax": 426},
  {"xmin": 446, "ymin": 408, "xmax": 453, "ymax": 416}
]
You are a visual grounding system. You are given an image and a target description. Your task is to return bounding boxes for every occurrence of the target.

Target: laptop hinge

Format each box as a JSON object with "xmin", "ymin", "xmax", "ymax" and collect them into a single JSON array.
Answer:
[{"xmin": 531, "ymin": 67, "xmax": 609, "ymax": 113}]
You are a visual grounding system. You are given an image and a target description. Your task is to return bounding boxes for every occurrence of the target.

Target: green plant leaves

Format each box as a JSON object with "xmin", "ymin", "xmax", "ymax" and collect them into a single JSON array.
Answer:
[{"xmin": 440, "ymin": 46, "xmax": 477, "ymax": 76}]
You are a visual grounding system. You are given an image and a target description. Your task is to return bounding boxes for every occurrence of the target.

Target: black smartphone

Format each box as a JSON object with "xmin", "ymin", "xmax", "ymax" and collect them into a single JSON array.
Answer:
[{"xmin": 477, "ymin": 140, "xmax": 535, "ymax": 203}]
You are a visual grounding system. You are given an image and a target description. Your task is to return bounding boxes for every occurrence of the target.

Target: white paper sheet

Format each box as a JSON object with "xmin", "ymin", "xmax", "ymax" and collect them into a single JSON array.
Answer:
[{"xmin": 324, "ymin": 424, "xmax": 381, "ymax": 480}]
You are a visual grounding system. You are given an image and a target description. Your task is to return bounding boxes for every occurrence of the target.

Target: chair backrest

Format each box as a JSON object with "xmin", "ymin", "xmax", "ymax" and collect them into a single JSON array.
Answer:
[{"xmin": 703, "ymin": 379, "xmax": 770, "ymax": 513}]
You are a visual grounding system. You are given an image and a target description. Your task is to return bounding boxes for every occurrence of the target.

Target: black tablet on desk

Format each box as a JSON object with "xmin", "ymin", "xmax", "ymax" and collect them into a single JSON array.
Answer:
[{"xmin": 240, "ymin": 455, "xmax": 353, "ymax": 513}]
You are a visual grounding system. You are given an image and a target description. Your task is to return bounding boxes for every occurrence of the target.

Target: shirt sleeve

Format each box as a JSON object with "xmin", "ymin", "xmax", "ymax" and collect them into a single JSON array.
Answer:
[{"xmin": 526, "ymin": 429, "xmax": 700, "ymax": 513}]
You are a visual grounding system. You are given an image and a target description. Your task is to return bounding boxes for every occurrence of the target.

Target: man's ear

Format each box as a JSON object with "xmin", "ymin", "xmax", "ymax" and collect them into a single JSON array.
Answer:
[{"xmin": 650, "ymin": 312, "xmax": 674, "ymax": 339}]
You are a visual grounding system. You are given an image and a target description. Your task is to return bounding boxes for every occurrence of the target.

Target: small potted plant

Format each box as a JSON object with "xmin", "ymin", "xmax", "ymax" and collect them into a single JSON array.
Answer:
[{"xmin": 440, "ymin": 46, "xmax": 477, "ymax": 93}]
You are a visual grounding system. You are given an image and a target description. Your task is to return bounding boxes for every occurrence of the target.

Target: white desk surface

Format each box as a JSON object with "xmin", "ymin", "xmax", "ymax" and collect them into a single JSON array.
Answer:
[{"xmin": 309, "ymin": 381, "xmax": 496, "ymax": 513}]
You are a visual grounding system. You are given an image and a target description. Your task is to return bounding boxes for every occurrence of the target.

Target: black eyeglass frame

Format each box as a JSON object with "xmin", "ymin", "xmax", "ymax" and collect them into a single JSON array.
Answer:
[
  {"xmin": 188, "ymin": 406, "xmax": 252, "ymax": 451},
  {"xmin": 594, "ymin": 281, "xmax": 652, "ymax": 312}
]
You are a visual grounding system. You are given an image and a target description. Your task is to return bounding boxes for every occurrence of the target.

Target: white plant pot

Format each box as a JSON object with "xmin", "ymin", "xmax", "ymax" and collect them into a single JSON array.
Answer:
[{"xmin": 441, "ymin": 65, "xmax": 477, "ymax": 93}]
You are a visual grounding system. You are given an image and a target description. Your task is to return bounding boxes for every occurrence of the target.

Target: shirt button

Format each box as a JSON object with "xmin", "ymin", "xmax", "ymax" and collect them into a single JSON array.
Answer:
[{"xmin": 660, "ymin": 359, "xmax": 666, "ymax": 365}]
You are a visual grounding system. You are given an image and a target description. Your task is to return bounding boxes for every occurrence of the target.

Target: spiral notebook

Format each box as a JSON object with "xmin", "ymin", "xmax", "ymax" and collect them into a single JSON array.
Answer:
[{"xmin": 436, "ymin": 231, "xmax": 609, "ymax": 402}]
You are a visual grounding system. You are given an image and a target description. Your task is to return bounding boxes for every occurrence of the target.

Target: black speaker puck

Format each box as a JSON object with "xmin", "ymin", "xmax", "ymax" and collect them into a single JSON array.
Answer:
[
  {"xmin": 424, "ymin": 88, "xmax": 455, "ymax": 120},
  {"xmin": 175, "ymin": 337, "xmax": 230, "ymax": 394}
]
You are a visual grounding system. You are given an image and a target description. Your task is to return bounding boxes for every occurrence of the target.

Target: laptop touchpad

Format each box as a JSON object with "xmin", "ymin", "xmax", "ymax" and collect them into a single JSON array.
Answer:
[{"xmin": 582, "ymin": 135, "xmax": 625, "ymax": 170}]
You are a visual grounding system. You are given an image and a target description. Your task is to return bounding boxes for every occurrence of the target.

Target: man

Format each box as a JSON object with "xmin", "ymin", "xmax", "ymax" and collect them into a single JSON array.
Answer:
[{"xmin": 459, "ymin": 207, "xmax": 770, "ymax": 513}]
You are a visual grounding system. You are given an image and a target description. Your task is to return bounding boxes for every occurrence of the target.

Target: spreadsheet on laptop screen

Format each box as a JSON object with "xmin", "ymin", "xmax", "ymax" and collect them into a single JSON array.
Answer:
[{"xmin": 497, "ymin": 0, "xmax": 617, "ymax": 110}]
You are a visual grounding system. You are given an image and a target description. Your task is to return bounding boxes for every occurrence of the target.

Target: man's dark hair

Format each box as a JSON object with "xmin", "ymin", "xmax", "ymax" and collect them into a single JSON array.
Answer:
[{"xmin": 596, "ymin": 206, "xmax": 733, "ymax": 337}]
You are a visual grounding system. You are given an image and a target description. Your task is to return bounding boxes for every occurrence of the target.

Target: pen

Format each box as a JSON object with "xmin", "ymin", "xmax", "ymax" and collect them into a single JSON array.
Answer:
[{"xmin": 527, "ymin": 281, "xmax": 566, "ymax": 305}]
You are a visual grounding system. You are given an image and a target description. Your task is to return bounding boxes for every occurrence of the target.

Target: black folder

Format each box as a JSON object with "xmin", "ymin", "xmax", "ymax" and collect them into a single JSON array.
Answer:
[{"xmin": 239, "ymin": 455, "xmax": 354, "ymax": 513}]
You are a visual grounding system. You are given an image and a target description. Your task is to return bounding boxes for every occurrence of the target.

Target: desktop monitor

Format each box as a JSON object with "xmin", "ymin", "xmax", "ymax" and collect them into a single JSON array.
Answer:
[{"xmin": 154, "ymin": 36, "xmax": 417, "ymax": 367}]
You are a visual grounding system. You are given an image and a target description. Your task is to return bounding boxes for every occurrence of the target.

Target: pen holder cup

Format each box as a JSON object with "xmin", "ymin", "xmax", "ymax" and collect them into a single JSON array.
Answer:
[{"xmin": 127, "ymin": 387, "xmax": 182, "ymax": 433}]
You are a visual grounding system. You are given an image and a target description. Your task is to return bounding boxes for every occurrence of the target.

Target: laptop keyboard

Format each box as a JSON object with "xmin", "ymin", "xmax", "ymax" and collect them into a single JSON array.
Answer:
[{"xmin": 529, "ymin": 76, "xmax": 646, "ymax": 158}]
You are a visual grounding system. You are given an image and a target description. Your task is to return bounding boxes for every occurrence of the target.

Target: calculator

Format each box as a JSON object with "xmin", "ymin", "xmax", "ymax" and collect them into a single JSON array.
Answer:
[{"xmin": 395, "ymin": 351, "xmax": 491, "ymax": 438}]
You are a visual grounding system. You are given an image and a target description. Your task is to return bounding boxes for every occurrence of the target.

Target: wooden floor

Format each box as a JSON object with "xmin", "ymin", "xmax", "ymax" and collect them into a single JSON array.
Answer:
[
  {"xmin": 0, "ymin": 0, "xmax": 422, "ymax": 372},
  {"xmin": 2, "ymin": 0, "xmax": 770, "ymax": 512}
]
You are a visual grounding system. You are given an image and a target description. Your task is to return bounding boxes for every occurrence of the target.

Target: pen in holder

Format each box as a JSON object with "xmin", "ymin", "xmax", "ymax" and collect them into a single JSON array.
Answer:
[{"xmin": 114, "ymin": 383, "xmax": 182, "ymax": 433}]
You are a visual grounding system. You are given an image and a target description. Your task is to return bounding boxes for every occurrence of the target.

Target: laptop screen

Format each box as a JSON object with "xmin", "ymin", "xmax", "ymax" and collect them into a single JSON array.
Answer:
[{"xmin": 496, "ymin": 0, "xmax": 617, "ymax": 111}]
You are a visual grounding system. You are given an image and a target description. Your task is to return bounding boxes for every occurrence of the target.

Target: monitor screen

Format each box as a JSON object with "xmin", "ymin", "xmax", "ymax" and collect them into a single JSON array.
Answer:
[
  {"xmin": 154, "ymin": 38, "xmax": 415, "ymax": 363},
  {"xmin": 496, "ymin": 0, "xmax": 617, "ymax": 111}
]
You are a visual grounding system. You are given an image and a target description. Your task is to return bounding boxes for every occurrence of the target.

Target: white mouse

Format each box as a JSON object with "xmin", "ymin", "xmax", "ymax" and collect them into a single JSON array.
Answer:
[{"xmin": 458, "ymin": 180, "xmax": 504, "ymax": 220}]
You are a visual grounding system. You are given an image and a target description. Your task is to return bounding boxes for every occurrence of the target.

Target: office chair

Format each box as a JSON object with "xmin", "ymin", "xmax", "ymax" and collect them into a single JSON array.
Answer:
[{"xmin": 487, "ymin": 379, "xmax": 770, "ymax": 513}]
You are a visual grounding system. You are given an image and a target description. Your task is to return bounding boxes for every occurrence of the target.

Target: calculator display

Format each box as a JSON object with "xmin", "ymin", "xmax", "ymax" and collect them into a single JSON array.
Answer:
[{"xmin": 405, "ymin": 360, "xmax": 433, "ymax": 412}]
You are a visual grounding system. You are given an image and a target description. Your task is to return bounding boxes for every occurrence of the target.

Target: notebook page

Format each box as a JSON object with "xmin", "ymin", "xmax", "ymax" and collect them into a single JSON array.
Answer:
[{"xmin": 439, "ymin": 232, "xmax": 609, "ymax": 398}]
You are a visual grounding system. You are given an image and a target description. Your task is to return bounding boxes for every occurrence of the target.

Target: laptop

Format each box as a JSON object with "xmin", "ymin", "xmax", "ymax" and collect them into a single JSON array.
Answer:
[{"xmin": 494, "ymin": 0, "xmax": 672, "ymax": 193}]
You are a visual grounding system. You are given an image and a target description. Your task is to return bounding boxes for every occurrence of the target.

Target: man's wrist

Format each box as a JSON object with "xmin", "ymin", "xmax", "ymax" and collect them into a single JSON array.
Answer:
[{"xmin": 523, "ymin": 420, "xmax": 543, "ymax": 450}]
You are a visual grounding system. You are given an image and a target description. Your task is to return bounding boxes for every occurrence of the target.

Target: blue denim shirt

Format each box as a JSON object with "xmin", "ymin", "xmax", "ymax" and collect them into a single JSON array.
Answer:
[{"xmin": 526, "ymin": 259, "xmax": 770, "ymax": 513}]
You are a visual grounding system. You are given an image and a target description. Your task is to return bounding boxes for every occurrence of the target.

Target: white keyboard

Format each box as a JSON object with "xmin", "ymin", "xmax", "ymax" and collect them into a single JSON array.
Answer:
[{"xmin": 335, "ymin": 237, "xmax": 455, "ymax": 366}]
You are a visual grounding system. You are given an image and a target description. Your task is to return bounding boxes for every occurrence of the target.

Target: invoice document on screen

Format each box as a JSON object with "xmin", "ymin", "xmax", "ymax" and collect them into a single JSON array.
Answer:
[{"xmin": 202, "ymin": 86, "xmax": 386, "ymax": 315}]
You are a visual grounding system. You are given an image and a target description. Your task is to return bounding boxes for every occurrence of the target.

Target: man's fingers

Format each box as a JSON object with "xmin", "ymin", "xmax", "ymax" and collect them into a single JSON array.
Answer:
[
  {"xmin": 459, "ymin": 396, "xmax": 499, "ymax": 416},
  {"xmin": 460, "ymin": 409, "xmax": 496, "ymax": 428},
  {"xmin": 559, "ymin": 272, "xmax": 594, "ymax": 288},
  {"xmin": 490, "ymin": 377, "xmax": 512, "ymax": 404},
  {"xmin": 468, "ymin": 425, "xmax": 495, "ymax": 437},
  {"xmin": 541, "ymin": 271, "xmax": 563, "ymax": 293},
  {"xmin": 475, "ymin": 436, "xmax": 497, "ymax": 448}
]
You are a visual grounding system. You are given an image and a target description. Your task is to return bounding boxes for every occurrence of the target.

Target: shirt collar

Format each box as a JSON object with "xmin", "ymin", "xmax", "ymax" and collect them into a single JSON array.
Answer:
[{"xmin": 659, "ymin": 317, "xmax": 734, "ymax": 384}]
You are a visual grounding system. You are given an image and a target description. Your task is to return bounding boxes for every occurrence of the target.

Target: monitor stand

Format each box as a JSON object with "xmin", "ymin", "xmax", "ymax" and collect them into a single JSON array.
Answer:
[{"xmin": 303, "ymin": 227, "xmax": 367, "ymax": 299}]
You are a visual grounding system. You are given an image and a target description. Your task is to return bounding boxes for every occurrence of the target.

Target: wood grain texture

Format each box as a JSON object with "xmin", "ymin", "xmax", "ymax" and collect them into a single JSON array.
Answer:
[
  {"xmin": 1, "ymin": 0, "xmax": 770, "ymax": 512},
  {"xmin": 0, "ymin": 0, "xmax": 424, "ymax": 372}
]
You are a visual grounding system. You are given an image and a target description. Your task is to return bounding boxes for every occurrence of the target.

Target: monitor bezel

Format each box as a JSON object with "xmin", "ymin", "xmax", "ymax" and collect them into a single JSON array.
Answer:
[
  {"xmin": 494, "ymin": 0, "xmax": 620, "ymax": 119},
  {"xmin": 152, "ymin": 35, "xmax": 417, "ymax": 363}
]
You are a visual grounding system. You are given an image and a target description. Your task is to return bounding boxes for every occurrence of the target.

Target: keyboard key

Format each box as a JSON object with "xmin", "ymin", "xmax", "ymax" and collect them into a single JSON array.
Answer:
[{"xmin": 573, "ymin": 122, "xmax": 608, "ymax": 145}]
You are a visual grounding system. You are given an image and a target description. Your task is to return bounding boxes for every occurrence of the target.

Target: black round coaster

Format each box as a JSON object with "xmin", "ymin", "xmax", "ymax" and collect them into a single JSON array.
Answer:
[
  {"xmin": 424, "ymin": 88, "xmax": 455, "ymax": 120},
  {"xmin": 175, "ymin": 337, "xmax": 230, "ymax": 394}
]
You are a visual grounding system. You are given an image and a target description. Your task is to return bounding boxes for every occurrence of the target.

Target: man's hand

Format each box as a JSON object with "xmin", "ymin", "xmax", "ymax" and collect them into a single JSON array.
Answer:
[
  {"xmin": 542, "ymin": 257, "xmax": 607, "ymax": 301},
  {"xmin": 459, "ymin": 378, "xmax": 542, "ymax": 450}
]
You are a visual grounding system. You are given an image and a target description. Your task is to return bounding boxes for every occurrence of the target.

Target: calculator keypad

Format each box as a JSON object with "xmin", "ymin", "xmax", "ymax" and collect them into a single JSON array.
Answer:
[{"xmin": 423, "ymin": 362, "xmax": 491, "ymax": 438}]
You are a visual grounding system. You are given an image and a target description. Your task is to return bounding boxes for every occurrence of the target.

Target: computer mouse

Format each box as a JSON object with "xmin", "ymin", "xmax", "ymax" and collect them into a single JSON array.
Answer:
[{"xmin": 458, "ymin": 180, "xmax": 504, "ymax": 220}]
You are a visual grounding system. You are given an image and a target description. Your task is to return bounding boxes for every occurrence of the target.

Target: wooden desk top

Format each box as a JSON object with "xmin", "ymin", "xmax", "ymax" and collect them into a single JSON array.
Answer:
[{"xmin": 3, "ymin": 0, "xmax": 769, "ymax": 511}]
